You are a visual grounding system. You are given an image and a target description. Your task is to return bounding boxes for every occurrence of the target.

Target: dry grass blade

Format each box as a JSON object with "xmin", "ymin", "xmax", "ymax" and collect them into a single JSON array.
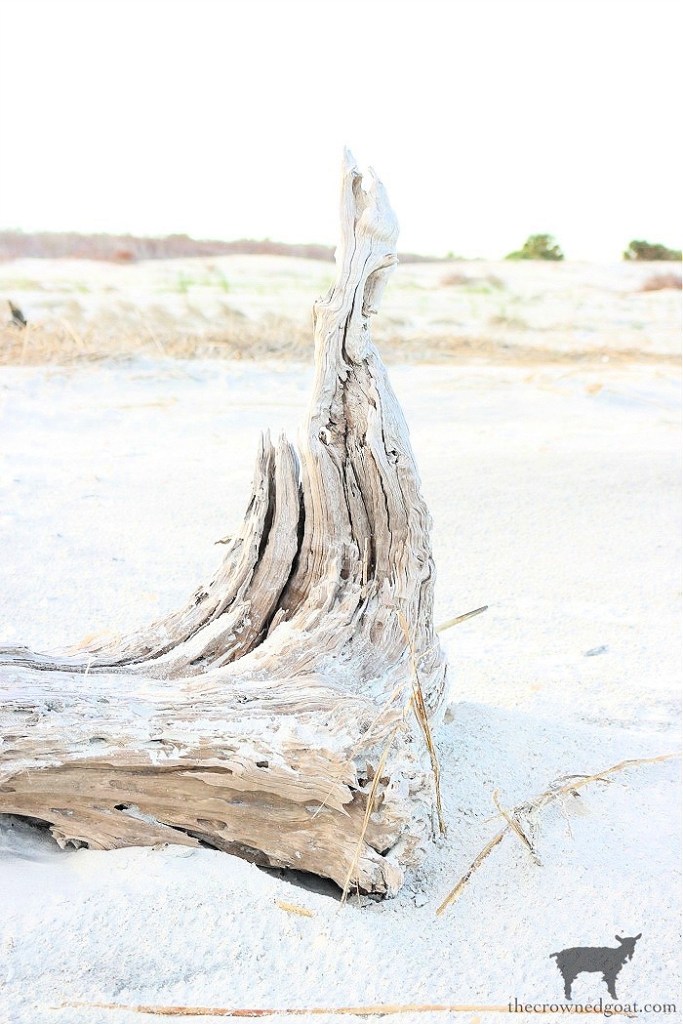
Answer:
[
  {"xmin": 59, "ymin": 318, "xmax": 86, "ymax": 351},
  {"xmin": 311, "ymin": 681, "xmax": 407, "ymax": 822},
  {"xmin": 436, "ymin": 752, "xmax": 678, "ymax": 916},
  {"xmin": 520, "ymin": 754, "xmax": 677, "ymax": 813},
  {"xmin": 141, "ymin": 317, "xmax": 167, "ymax": 356},
  {"xmin": 275, "ymin": 900, "xmax": 315, "ymax": 918},
  {"xmin": 361, "ymin": 536, "xmax": 370, "ymax": 588},
  {"xmin": 397, "ymin": 610, "xmax": 446, "ymax": 836},
  {"xmin": 492, "ymin": 788, "xmax": 540, "ymax": 865},
  {"xmin": 436, "ymin": 606, "xmax": 488, "ymax": 633},
  {"xmin": 340, "ymin": 724, "xmax": 400, "ymax": 905},
  {"xmin": 435, "ymin": 827, "xmax": 508, "ymax": 916},
  {"xmin": 60, "ymin": 1001, "xmax": 637, "ymax": 1017}
]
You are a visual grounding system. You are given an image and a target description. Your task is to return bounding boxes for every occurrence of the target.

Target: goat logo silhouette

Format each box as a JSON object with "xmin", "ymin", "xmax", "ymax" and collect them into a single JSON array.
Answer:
[{"xmin": 549, "ymin": 934, "xmax": 642, "ymax": 1000}]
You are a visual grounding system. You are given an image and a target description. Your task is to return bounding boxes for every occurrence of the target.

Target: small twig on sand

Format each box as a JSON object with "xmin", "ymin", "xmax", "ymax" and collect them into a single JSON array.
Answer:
[
  {"xmin": 436, "ymin": 606, "xmax": 488, "ymax": 633},
  {"xmin": 436, "ymin": 752, "xmax": 677, "ymax": 916}
]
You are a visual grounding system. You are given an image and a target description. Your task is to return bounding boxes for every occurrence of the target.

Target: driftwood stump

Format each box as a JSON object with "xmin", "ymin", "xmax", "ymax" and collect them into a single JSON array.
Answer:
[{"xmin": 0, "ymin": 153, "xmax": 448, "ymax": 896}]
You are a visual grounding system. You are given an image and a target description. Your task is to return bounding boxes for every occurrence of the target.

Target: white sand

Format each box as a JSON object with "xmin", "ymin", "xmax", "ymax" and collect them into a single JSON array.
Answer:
[{"xmin": 0, "ymin": 357, "xmax": 680, "ymax": 1023}]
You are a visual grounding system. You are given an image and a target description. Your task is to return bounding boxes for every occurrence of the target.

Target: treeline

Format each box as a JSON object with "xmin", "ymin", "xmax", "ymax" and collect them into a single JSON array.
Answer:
[
  {"xmin": 0, "ymin": 231, "xmax": 335, "ymax": 262},
  {"xmin": 0, "ymin": 230, "xmax": 438, "ymax": 265},
  {"xmin": 505, "ymin": 233, "xmax": 681, "ymax": 262},
  {"xmin": 2, "ymin": 230, "xmax": 679, "ymax": 264}
]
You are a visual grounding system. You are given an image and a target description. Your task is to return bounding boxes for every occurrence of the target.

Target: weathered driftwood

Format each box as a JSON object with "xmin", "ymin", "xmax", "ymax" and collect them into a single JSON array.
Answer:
[{"xmin": 0, "ymin": 153, "xmax": 448, "ymax": 896}]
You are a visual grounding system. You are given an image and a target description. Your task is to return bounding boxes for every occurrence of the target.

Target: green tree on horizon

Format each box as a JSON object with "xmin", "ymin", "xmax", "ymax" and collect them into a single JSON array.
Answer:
[
  {"xmin": 623, "ymin": 239, "xmax": 681, "ymax": 262},
  {"xmin": 505, "ymin": 234, "xmax": 564, "ymax": 261}
]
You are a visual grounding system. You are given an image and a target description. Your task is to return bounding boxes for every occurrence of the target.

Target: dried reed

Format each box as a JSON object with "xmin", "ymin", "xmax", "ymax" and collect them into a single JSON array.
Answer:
[
  {"xmin": 275, "ymin": 900, "xmax": 315, "ymax": 918},
  {"xmin": 436, "ymin": 606, "xmax": 488, "ymax": 632},
  {"xmin": 340, "ymin": 723, "xmax": 401, "ymax": 904},
  {"xmin": 397, "ymin": 610, "xmax": 446, "ymax": 836},
  {"xmin": 62, "ymin": 1000, "xmax": 636, "ymax": 1017},
  {"xmin": 436, "ymin": 753, "xmax": 677, "ymax": 916}
]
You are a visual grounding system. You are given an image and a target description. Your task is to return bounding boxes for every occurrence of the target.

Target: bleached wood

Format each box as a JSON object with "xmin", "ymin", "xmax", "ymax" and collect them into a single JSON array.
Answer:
[{"xmin": 0, "ymin": 153, "xmax": 448, "ymax": 896}]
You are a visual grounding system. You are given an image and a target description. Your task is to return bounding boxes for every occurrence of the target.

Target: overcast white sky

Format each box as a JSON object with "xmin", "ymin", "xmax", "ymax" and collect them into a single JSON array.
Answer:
[{"xmin": 0, "ymin": 0, "xmax": 680, "ymax": 260}]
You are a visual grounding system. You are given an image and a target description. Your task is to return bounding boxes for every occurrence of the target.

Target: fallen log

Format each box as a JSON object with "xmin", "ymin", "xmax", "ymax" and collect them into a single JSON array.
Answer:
[{"xmin": 0, "ymin": 152, "xmax": 449, "ymax": 896}]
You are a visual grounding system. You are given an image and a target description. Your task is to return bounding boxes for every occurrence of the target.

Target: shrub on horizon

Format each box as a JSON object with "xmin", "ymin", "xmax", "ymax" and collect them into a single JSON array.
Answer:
[
  {"xmin": 505, "ymin": 234, "xmax": 564, "ymax": 261},
  {"xmin": 640, "ymin": 272, "xmax": 682, "ymax": 291},
  {"xmin": 623, "ymin": 239, "xmax": 682, "ymax": 262}
]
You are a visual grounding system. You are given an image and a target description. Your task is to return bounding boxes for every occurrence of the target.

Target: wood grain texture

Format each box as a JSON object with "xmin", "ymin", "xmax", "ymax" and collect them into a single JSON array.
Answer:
[{"xmin": 0, "ymin": 152, "xmax": 448, "ymax": 896}]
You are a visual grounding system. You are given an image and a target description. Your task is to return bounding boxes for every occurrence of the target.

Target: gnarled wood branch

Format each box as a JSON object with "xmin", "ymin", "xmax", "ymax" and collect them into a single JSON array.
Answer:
[{"xmin": 0, "ymin": 152, "xmax": 448, "ymax": 896}]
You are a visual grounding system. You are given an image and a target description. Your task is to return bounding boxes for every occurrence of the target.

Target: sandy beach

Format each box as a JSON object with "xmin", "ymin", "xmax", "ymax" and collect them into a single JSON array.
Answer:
[{"xmin": 0, "ymin": 257, "xmax": 680, "ymax": 1023}]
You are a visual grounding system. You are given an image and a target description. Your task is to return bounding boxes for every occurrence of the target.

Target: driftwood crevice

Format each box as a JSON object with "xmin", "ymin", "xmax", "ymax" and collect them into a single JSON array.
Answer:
[{"xmin": 0, "ymin": 153, "xmax": 448, "ymax": 896}]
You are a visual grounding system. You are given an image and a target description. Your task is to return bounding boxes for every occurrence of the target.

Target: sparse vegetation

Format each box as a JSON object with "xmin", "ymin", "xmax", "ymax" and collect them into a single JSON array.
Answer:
[
  {"xmin": 440, "ymin": 272, "xmax": 469, "ymax": 287},
  {"xmin": 489, "ymin": 312, "xmax": 528, "ymax": 330},
  {"xmin": 0, "ymin": 314, "xmax": 312, "ymax": 365},
  {"xmin": 640, "ymin": 272, "xmax": 682, "ymax": 292},
  {"xmin": 505, "ymin": 234, "xmax": 564, "ymax": 261},
  {"xmin": 440, "ymin": 272, "xmax": 504, "ymax": 291},
  {"xmin": 623, "ymin": 240, "xmax": 681, "ymax": 262},
  {"xmin": 1, "ymin": 258, "xmax": 678, "ymax": 367},
  {"xmin": 175, "ymin": 267, "xmax": 230, "ymax": 294}
]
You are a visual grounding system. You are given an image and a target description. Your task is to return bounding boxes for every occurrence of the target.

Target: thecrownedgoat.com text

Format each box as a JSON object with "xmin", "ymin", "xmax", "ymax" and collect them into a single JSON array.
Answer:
[{"xmin": 509, "ymin": 998, "xmax": 677, "ymax": 1016}]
